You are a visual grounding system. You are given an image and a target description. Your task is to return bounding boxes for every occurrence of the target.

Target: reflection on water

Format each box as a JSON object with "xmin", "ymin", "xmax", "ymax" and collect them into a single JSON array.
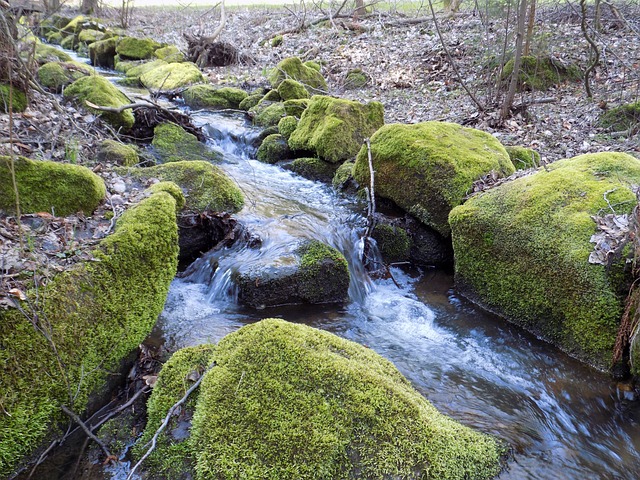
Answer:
[{"xmin": 156, "ymin": 111, "xmax": 640, "ymax": 479}]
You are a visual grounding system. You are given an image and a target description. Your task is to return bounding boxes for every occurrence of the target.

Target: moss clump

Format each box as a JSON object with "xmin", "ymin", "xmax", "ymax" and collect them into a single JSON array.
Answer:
[
  {"xmin": 353, "ymin": 122, "xmax": 514, "ymax": 237},
  {"xmin": 372, "ymin": 223, "xmax": 412, "ymax": 263},
  {"xmin": 599, "ymin": 101, "xmax": 640, "ymax": 132},
  {"xmin": 182, "ymin": 85, "xmax": 248, "ymax": 109},
  {"xmin": 64, "ymin": 75, "xmax": 135, "ymax": 130},
  {"xmin": 0, "ymin": 189, "xmax": 180, "ymax": 478},
  {"xmin": 502, "ymin": 55, "xmax": 582, "ymax": 91},
  {"xmin": 505, "ymin": 146, "xmax": 541, "ymax": 170},
  {"xmin": 261, "ymin": 89, "xmax": 282, "ymax": 102},
  {"xmin": 140, "ymin": 62, "xmax": 204, "ymax": 92},
  {"xmin": 77, "ymin": 28, "xmax": 104, "ymax": 45},
  {"xmin": 89, "ymin": 38, "xmax": 117, "ymax": 68},
  {"xmin": 285, "ymin": 157, "xmax": 337, "ymax": 183},
  {"xmin": 238, "ymin": 92, "xmax": 262, "ymax": 111},
  {"xmin": 60, "ymin": 15, "xmax": 88, "ymax": 35},
  {"xmin": 449, "ymin": 152, "xmax": 640, "ymax": 370},
  {"xmin": 124, "ymin": 59, "xmax": 168, "ymax": 85},
  {"xmin": 289, "ymin": 95, "xmax": 384, "ymax": 164},
  {"xmin": 154, "ymin": 45, "xmax": 185, "ymax": 63},
  {"xmin": 268, "ymin": 56, "xmax": 327, "ymax": 93},
  {"xmin": 271, "ymin": 34, "xmax": 283, "ymax": 47},
  {"xmin": 249, "ymin": 101, "xmax": 286, "ymax": 127},
  {"xmin": 37, "ymin": 61, "xmax": 91, "ymax": 93},
  {"xmin": 60, "ymin": 34, "xmax": 75, "ymax": 50},
  {"xmin": 256, "ymin": 134, "xmax": 291, "ymax": 164},
  {"xmin": 277, "ymin": 78, "xmax": 309, "ymax": 101},
  {"xmin": 332, "ymin": 160, "xmax": 355, "ymax": 189},
  {"xmin": 0, "ymin": 156, "xmax": 106, "ymax": 215},
  {"xmin": 116, "ymin": 36, "xmax": 161, "ymax": 60},
  {"xmin": 151, "ymin": 122, "xmax": 221, "ymax": 163},
  {"xmin": 284, "ymin": 98, "xmax": 310, "ymax": 117},
  {"xmin": 0, "ymin": 84, "xmax": 27, "ymax": 113},
  {"xmin": 345, "ymin": 68, "xmax": 368, "ymax": 89},
  {"xmin": 140, "ymin": 319, "xmax": 503, "ymax": 480},
  {"xmin": 34, "ymin": 43, "xmax": 73, "ymax": 65},
  {"xmin": 278, "ymin": 115, "xmax": 298, "ymax": 140},
  {"xmin": 146, "ymin": 181, "xmax": 186, "ymax": 210},
  {"xmin": 97, "ymin": 139, "xmax": 139, "ymax": 166},
  {"xmin": 122, "ymin": 161, "xmax": 243, "ymax": 213},
  {"xmin": 46, "ymin": 31, "xmax": 63, "ymax": 44}
]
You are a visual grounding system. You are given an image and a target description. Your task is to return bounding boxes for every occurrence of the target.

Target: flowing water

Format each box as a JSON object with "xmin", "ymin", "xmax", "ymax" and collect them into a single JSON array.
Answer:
[{"xmin": 153, "ymin": 110, "xmax": 640, "ymax": 479}]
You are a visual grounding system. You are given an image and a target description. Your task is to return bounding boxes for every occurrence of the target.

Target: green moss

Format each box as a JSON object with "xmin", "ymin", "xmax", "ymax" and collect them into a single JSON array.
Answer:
[
  {"xmin": 38, "ymin": 61, "xmax": 91, "ymax": 93},
  {"xmin": 154, "ymin": 45, "xmax": 185, "ymax": 63},
  {"xmin": 297, "ymin": 240, "xmax": 350, "ymax": 303},
  {"xmin": 182, "ymin": 85, "xmax": 248, "ymax": 109},
  {"xmin": 284, "ymin": 98, "xmax": 310, "ymax": 117},
  {"xmin": 97, "ymin": 139, "xmax": 139, "ymax": 166},
  {"xmin": 505, "ymin": 146, "xmax": 541, "ymax": 170},
  {"xmin": 372, "ymin": 223, "xmax": 412, "ymax": 263},
  {"xmin": 261, "ymin": 89, "xmax": 282, "ymax": 102},
  {"xmin": 289, "ymin": 95, "xmax": 384, "ymax": 164},
  {"xmin": 277, "ymin": 115, "xmax": 298, "ymax": 140},
  {"xmin": 277, "ymin": 79, "xmax": 310, "ymax": 101},
  {"xmin": 114, "ymin": 57, "xmax": 141, "ymax": 73},
  {"xmin": 60, "ymin": 34, "xmax": 75, "ymax": 50},
  {"xmin": 599, "ymin": 101, "xmax": 640, "ymax": 132},
  {"xmin": 140, "ymin": 319, "xmax": 503, "ymax": 480},
  {"xmin": 151, "ymin": 122, "xmax": 221, "ymax": 163},
  {"xmin": 121, "ymin": 160, "xmax": 243, "ymax": 213},
  {"xmin": 116, "ymin": 36, "xmax": 161, "ymax": 60},
  {"xmin": 89, "ymin": 38, "xmax": 117, "ymax": 68},
  {"xmin": 61, "ymin": 15, "xmax": 88, "ymax": 35},
  {"xmin": 34, "ymin": 43, "xmax": 72, "ymax": 65},
  {"xmin": 344, "ymin": 68, "xmax": 368, "ymax": 89},
  {"xmin": 502, "ymin": 55, "xmax": 582, "ymax": 91},
  {"xmin": 256, "ymin": 134, "xmax": 291, "ymax": 164},
  {"xmin": 0, "ymin": 84, "xmax": 27, "ymax": 113},
  {"xmin": 77, "ymin": 28, "xmax": 104, "ymax": 45},
  {"xmin": 140, "ymin": 62, "xmax": 205, "ymax": 92},
  {"xmin": 64, "ymin": 75, "xmax": 134, "ymax": 130},
  {"xmin": 46, "ymin": 31, "xmax": 63, "ymax": 44},
  {"xmin": 0, "ymin": 189, "xmax": 180, "ymax": 478},
  {"xmin": 332, "ymin": 160, "xmax": 355, "ymax": 189},
  {"xmin": 124, "ymin": 59, "xmax": 168, "ymax": 85},
  {"xmin": 449, "ymin": 152, "xmax": 640, "ymax": 370},
  {"xmin": 249, "ymin": 101, "xmax": 287, "ymax": 127},
  {"xmin": 271, "ymin": 34, "xmax": 283, "ymax": 47},
  {"xmin": 285, "ymin": 157, "xmax": 337, "ymax": 183},
  {"xmin": 353, "ymin": 122, "xmax": 515, "ymax": 237},
  {"xmin": 238, "ymin": 93, "xmax": 262, "ymax": 111},
  {"xmin": 268, "ymin": 56, "xmax": 327, "ymax": 93},
  {"xmin": 146, "ymin": 181, "xmax": 186, "ymax": 210},
  {"xmin": 0, "ymin": 156, "xmax": 105, "ymax": 215},
  {"xmin": 304, "ymin": 60, "xmax": 322, "ymax": 72}
]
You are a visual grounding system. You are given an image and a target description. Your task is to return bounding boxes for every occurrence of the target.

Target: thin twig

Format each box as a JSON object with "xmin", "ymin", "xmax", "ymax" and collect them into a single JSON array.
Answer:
[{"xmin": 61, "ymin": 405, "xmax": 114, "ymax": 462}]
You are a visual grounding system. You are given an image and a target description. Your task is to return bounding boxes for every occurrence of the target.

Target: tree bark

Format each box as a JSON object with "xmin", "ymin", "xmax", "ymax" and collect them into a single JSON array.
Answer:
[{"xmin": 500, "ymin": 0, "xmax": 528, "ymax": 121}]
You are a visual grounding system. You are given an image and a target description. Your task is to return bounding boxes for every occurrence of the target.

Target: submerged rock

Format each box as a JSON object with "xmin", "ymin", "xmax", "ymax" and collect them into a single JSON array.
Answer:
[
  {"xmin": 449, "ymin": 152, "xmax": 640, "ymax": 370},
  {"xmin": 151, "ymin": 122, "xmax": 221, "ymax": 163},
  {"xmin": 0, "ymin": 155, "xmax": 106, "ymax": 216},
  {"xmin": 135, "ymin": 319, "xmax": 504, "ymax": 479},
  {"xmin": 235, "ymin": 240, "xmax": 349, "ymax": 308},
  {"xmin": 288, "ymin": 95, "xmax": 384, "ymax": 163},
  {"xmin": 140, "ymin": 62, "xmax": 205, "ymax": 92},
  {"xmin": 353, "ymin": 121, "xmax": 514, "ymax": 237}
]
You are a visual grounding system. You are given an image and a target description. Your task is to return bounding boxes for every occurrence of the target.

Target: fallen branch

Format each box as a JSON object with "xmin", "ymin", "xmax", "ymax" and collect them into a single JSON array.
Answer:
[
  {"xmin": 85, "ymin": 100, "xmax": 153, "ymax": 113},
  {"xmin": 364, "ymin": 138, "xmax": 376, "ymax": 239},
  {"xmin": 61, "ymin": 405, "xmax": 114, "ymax": 463}
]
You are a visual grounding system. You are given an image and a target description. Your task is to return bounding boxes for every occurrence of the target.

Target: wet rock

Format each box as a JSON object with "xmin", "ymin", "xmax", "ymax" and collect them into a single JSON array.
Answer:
[
  {"xmin": 283, "ymin": 157, "xmax": 337, "ymax": 183},
  {"xmin": 256, "ymin": 134, "xmax": 291, "ymax": 164}
]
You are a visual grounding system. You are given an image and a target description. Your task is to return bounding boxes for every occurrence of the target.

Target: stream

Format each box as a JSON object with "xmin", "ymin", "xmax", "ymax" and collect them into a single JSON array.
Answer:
[{"xmin": 153, "ymin": 110, "xmax": 640, "ymax": 479}]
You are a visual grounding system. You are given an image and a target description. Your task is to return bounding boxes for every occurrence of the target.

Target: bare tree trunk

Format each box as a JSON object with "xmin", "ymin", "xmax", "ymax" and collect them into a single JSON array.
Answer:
[
  {"xmin": 580, "ymin": 0, "xmax": 600, "ymax": 98},
  {"xmin": 354, "ymin": 0, "xmax": 366, "ymax": 18},
  {"xmin": 523, "ymin": 0, "xmax": 535, "ymax": 55},
  {"xmin": 81, "ymin": 0, "xmax": 98, "ymax": 15},
  {"xmin": 500, "ymin": 0, "xmax": 528, "ymax": 121}
]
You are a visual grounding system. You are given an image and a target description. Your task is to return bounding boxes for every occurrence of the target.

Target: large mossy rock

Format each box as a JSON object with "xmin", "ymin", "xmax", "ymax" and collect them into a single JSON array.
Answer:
[
  {"xmin": 182, "ymin": 85, "xmax": 248, "ymax": 109},
  {"xmin": 284, "ymin": 157, "xmax": 337, "ymax": 183},
  {"xmin": 151, "ymin": 122, "xmax": 221, "ymax": 163},
  {"xmin": 116, "ymin": 36, "xmax": 161, "ymax": 60},
  {"xmin": 249, "ymin": 101, "xmax": 286, "ymax": 127},
  {"xmin": 97, "ymin": 139, "xmax": 139, "ymax": 166},
  {"xmin": 154, "ymin": 45, "xmax": 185, "ymax": 63},
  {"xmin": 502, "ymin": 55, "xmax": 582, "ymax": 91},
  {"xmin": 89, "ymin": 38, "xmax": 118, "ymax": 68},
  {"xmin": 123, "ymin": 59, "xmax": 168, "ymax": 85},
  {"xmin": 0, "ymin": 187, "xmax": 181, "ymax": 478},
  {"xmin": 599, "ymin": 101, "xmax": 640, "ymax": 132},
  {"xmin": 449, "ymin": 152, "xmax": 640, "ymax": 370},
  {"xmin": 136, "ymin": 319, "xmax": 504, "ymax": 479},
  {"xmin": 268, "ymin": 56, "xmax": 327, "ymax": 93},
  {"xmin": 34, "ymin": 43, "xmax": 73, "ymax": 65},
  {"xmin": 235, "ymin": 240, "xmax": 349, "ymax": 308},
  {"xmin": 0, "ymin": 84, "xmax": 27, "ymax": 113},
  {"xmin": 0, "ymin": 156, "xmax": 106, "ymax": 216},
  {"xmin": 353, "ymin": 122, "xmax": 515, "ymax": 237},
  {"xmin": 140, "ymin": 62, "xmax": 205, "ymax": 92},
  {"xmin": 256, "ymin": 133, "xmax": 291, "ymax": 164},
  {"xmin": 288, "ymin": 95, "xmax": 384, "ymax": 164},
  {"xmin": 64, "ymin": 75, "xmax": 134, "ymax": 130},
  {"xmin": 37, "ymin": 61, "xmax": 93, "ymax": 93},
  {"xmin": 121, "ymin": 161, "xmax": 243, "ymax": 213}
]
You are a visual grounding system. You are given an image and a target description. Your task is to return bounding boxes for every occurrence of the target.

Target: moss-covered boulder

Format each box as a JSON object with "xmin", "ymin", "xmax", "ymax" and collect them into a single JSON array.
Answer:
[
  {"xmin": 77, "ymin": 28, "xmax": 105, "ymax": 46},
  {"xmin": 182, "ymin": 85, "xmax": 248, "ymax": 109},
  {"xmin": 353, "ymin": 122, "xmax": 515, "ymax": 237},
  {"xmin": 89, "ymin": 37, "xmax": 117, "ymax": 68},
  {"xmin": 122, "ymin": 161, "xmax": 243, "ymax": 213},
  {"xmin": 284, "ymin": 157, "xmax": 338, "ymax": 183},
  {"xmin": 289, "ymin": 96, "xmax": 384, "ymax": 164},
  {"xmin": 0, "ymin": 187, "xmax": 181, "ymax": 478},
  {"xmin": 151, "ymin": 122, "xmax": 221, "ymax": 163},
  {"xmin": 37, "ymin": 61, "xmax": 92, "ymax": 93},
  {"xmin": 116, "ymin": 36, "xmax": 161, "ymax": 60},
  {"xmin": 0, "ymin": 156, "xmax": 105, "ymax": 215},
  {"xmin": 505, "ymin": 146, "xmax": 541, "ymax": 170},
  {"xmin": 154, "ymin": 45, "xmax": 185, "ymax": 63},
  {"xmin": 277, "ymin": 115, "xmax": 298, "ymax": 140},
  {"xmin": 332, "ymin": 160, "xmax": 355, "ymax": 189},
  {"xmin": 277, "ymin": 78, "xmax": 310, "ymax": 101},
  {"xmin": 123, "ymin": 59, "xmax": 168, "ymax": 86},
  {"xmin": 599, "ymin": 101, "xmax": 640, "ymax": 132},
  {"xmin": 249, "ymin": 101, "xmax": 286, "ymax": 127},
  {"xmin": 345, "ymin": 68, "xmax": 368, "ymax": 89},
  {"xmin": 284, "ymin": 98, "xmax": 310, "ymax": 117},
  {"xmin": 268, "ymin": 56, "xmax": 327, "ymax": 93},
  {"xmin": 136, "ymin": 319, "xmax": 504, "ymax": 479},
  {"xmin": 256, "ymin": 134, "xmax": 292, "ymax": 164},
  {"xmin": 46, "ymin": 31, "xmax": 63, "ymax": 44},
  {"xmin": 97, "ymin": 139, "xmax": 139, "ymax": 166},
  {"xmin": 502, "ymin": 55, "xmax": 582, "ymax": 91},
  {"xmin": 0, "ymin": 84, "xmax": 27, "ymax": 113},
  {"xmin": 238, "ymin": 92, "xmax": 262, "ymax": 111},
  {"xmin": 235, "ymin": 240, "xmax": 349, "ymax": 308},
  {"xmin": 140, "ymin": 62, "xmax": 205, "ymax": 92},
  {"xmin": 372, "ymin": 223, "xmax": 412, "ymax": 264},
  {"xmin": 60, "ymin": 34, "xmax": 76, "ymax": 50},
  {"xmin": 34, "ymin": 43, "xmax": 72, "ymax": 65},
  {"xmin": 64, "ymin": 75, "xmax": 134, "ymax": 130},
  {"xmin": 449, "ymin": 152, "xmax": 640, "ymax": 370}
]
